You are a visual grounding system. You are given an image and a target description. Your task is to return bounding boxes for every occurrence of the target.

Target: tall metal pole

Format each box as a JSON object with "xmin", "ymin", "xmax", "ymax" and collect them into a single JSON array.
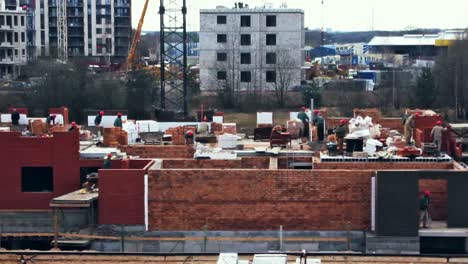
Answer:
[
  {"xmin": 182, "ymin": 0, "xmax": 188, "ymax": 116},
  {"xmin": 159, "ymin": 0, "xmax": 166, "ymax": 110}
]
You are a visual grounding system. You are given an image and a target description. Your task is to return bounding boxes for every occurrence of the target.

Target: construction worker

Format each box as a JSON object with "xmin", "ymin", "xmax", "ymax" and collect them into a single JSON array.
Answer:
[
  {"xmin": 113, "ymin": 112, "xmax": 123, "ymax": 128},
  {"xmin": 314, "ymin": 112, "xmax": 325, "ymax": 142},
  {"xmin": 419, "ymin": 190, "xmax": 431, "ymax": 228},
  {"xmin": 11, "ymin": 108, "xmax": 20, "ymax": 126},
  {"xmin": 431, "ymin": 121, "xmax": 447, "ymax": 155},
  {"xmin": 46, "ymin": 114, "xmax": 56, "ymax": 126},
  {"xmin": 185, "ymin": 130, "xmax": 194, "ymax": 145},
  {"xmin": 402, "ymin": 109, "xmax": 409, "ymax": 125},
  {"xmin": 103, "ymin": 153, "xmax": 112, "ymax": 169},
  {"xmin": 68, "ymin": 121, "xmax": 78, "ymax": 132},
  {"xmin": 297, "ymin": 107, "xmax": 309, "ymax": 138},
  {"xmin": 335, "ymin": 119, "xmax": 348, "ymax": 153},
  {"xmin": 94, "ymin": 111, "xmax": 104, "ymax": 126},
  {"xmin": 404, "ymin": 113, "xmax": 418, "ymax": 145}
]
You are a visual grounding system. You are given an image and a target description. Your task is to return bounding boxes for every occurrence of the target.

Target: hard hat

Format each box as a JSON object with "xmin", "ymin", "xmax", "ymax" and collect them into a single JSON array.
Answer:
[
  {"xmin": 186, "ymin": 130, "xmax": 194, "ymax": 136},
  {"xmin": 71, "ymin": 122, "xmax": 77, "ymax": 127},
  {"xmin": 203, "ymin": 116, "xmax": 208, "ymax": 122},
  {"xmin": 436, "ymin": 121, "xmax": 442, "ymax": 126},
  {"xmin": 107, "ymin": 153, "xmax": 113, "ymax": 158},
  {"xmin": 340, "ymin": 119, "xmax": 347, "ymax": 125},
  {"xmin": 414, "ymin": 113, "xmax": 420, "ymax": 117},
  {"xmin": 117, "ymin": 112, "xmax": 122, "ymax": 117},
  {"xmin": 301, "ymin": 107, "xmax": 306, "ymax": 110},
  {"xmin": 99, "ymin": 111, "xmax": 104, "ymax": 115},
  {"xmin": 313, "ymin": 110, "xmax": 320, "ymax": 114},
  {"xmin": 424, "ymin": 190, "xmax": 431, "ymax": 196}
]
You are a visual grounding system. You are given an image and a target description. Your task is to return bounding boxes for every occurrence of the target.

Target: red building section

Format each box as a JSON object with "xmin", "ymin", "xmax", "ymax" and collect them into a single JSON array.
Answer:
[
  {"xmin": 8, "ymin": 108, "xmax": 28, "ymax": 115},
  {"xmin": 98, "ymin": 159, "xmax": 154, "ymax": 225},
  {"xmin": 0, "ymin": 131, "xmax": 80, "ymax": 210}
]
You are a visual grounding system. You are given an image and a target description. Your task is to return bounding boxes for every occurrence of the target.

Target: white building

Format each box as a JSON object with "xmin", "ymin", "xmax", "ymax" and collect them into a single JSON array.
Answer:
[
  {"xmin": 0, "ymin": 0, "xmax": 26, "ymax": 79},
  {"xmin": 199, "ymin": 6, "xmax": 304, "ymax": 92},
  {"xmin": 20, "ymin": 0, "xmax": 131, "ymax": 60}
]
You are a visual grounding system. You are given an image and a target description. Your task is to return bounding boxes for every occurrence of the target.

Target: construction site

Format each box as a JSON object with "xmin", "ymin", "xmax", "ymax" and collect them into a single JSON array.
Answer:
[{"xmin": 2, "ymin": 0, "xmax": 468, "ymax": 263}]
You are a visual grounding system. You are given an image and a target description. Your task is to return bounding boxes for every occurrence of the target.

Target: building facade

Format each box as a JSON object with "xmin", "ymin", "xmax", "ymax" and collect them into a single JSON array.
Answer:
[
  {"xmin": 0, "ymin": 0, "xmax": 27, "ymax": 79},
  {"xmin": 19, "ymin": 0, "xmax": 131, "ymax": 61},
  {"xmin": 199, "ymin": 6, "xmax": 304, "ymax": 92}
]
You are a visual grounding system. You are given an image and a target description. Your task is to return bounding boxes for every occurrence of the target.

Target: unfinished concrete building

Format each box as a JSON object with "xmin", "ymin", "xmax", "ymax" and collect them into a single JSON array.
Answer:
[{"xmin": 0, "ymin": 0, "xmax": 26, "ymax": 79}]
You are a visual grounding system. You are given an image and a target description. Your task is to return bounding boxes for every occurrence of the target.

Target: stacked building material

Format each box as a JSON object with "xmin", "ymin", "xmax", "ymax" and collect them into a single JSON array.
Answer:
[
  {"xmin": 31, "ymin": 119, "xmax": 46, "ymax": 135},
  {"xmin": 103, "ymin": 127, "xmax": 122, "ymax": 147},
  {"xmin": 222, "ymin": 123, "xmax": 237, "ymax": 135},
  {"xmin": 286, "ymin": 120, "xmax": 302, "ymax": 138},
  {"xmin": 165, "ymin": 126, "xmax": 186, "ymax": 145},
  {"xmin": 354, "ymin": 108, "xmax": 380, "ymax": 123},
  {"xmin": 211, "ymin": 122, "xmax": 223, "ymax": 135}
]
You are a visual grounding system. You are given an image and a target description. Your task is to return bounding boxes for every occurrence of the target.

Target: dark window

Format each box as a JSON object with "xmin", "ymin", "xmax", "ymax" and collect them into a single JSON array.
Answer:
[
  {"xmin": 14, "ymin": 16, "xmax": 17, "ymax": 26},
  {"xmin": 21, "ymin": 32, "xmax": 25, "ymax": 42},
  {"xmin": 266, "ymin": 15, "xmax": 276, "ymax": 27},
  {"xmin": 96, "ymin": 28, "xmax": 102, "ymax": 34},
  {"xmin": 240, "ymin": 15, "xmax": 251, "ymax": 27},
  {"xmin": 217, "ymin": 15, "xmax": 227, "ymax": 24},
  {"xmin": 266, "ymin": 71, "xmax": 276, "ymax": 82},
  {"xmin": 240, "ymin": 53, "xmax": 251, "ymax": 64},
  {"xmin": 266, "ymin": 52, "xmax": 276, "ymax": 64},
  {"xmin": 20, "ymin": 16, "xmax": 24, "ymax": 26},
  {"xmin": 21, "ymin": 167, "xmax": 53, "ymax": 192},
  {"xmin": 240, "ymin": 71, "xmax": 251, "ymax": 82},
  {"xmin": 14, "ymin": 32, "xmax": 18, "ymax": 43},
  {"xmin": 217, "ymin": 34, "xmax": 227, "ymax": 43},
  {"xmin": 240, "ymin": 34, "xmax": 251, "ymax": 45},
  {"xmin": 217, "ymin": 52, "xmax": 227, "ymax": 61},
  {"xmin": 217, "ymin": 71, "xmax": 227, "ymax": 80},
  {"xmin": 266, "ymin": 34, "xmax": 276, "ymax": 45}
]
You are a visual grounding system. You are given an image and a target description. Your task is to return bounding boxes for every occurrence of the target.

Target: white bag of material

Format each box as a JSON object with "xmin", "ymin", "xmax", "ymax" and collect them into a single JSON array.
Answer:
[
  {"xmin": 1, "ymin": 113, "xmax": 28, "ymax": 125},
  {"xmin": 351, "ymin": 129, "xmax": 370, "ymax": 139},
  {"xmin": 136, "ymin": 120, "xmax": 159, "ymax": 133},
  {"xmin": 369, "ymin": 125, "xmax": 381, "ymax": 138},
  {"xmin": 365, "ymin": 138, "xmax": 383, "ymax": 155},
  {"xmin": 218, "ymin": 133, "xmax": 241, "ymax": 149},
  {"xmin": 123, "ymin": 121, "xmax": 138, "ymax": 144}
]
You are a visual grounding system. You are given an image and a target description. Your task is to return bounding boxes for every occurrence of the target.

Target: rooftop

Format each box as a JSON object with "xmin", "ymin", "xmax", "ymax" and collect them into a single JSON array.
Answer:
[{"xmin": 200, "ymin": 8, "xmax": 304, "ymax": 14}]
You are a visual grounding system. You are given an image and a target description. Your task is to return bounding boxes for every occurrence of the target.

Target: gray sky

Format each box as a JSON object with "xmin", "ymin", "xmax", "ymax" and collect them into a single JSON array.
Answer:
[{"xmin": 133, "ymin": 0, "xmax": 468, "ymax": 32}]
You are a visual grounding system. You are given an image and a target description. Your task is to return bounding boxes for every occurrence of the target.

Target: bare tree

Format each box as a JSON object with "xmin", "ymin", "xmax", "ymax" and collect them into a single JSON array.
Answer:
[{"xmin": 271, "ymin": 49, "xmax": 296, "ymax": 107}]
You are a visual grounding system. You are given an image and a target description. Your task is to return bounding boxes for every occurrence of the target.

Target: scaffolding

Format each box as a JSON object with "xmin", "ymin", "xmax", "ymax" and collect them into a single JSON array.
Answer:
[
  {"xmin": 24, "ymin": 0, "xmax": 35, "ymax": 62},
  {"xmin": 57, "ymin": 0, "xmax": 68, "ymax": 61},
  {"xmin": 159, "ymin": 0, "xmax": 188, "ymax": 115}
]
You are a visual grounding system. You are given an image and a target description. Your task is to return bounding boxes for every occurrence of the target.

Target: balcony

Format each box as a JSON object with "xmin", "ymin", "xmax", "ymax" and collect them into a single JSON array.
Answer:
[
  {"xmin": 0, "ymin": 57, "xmax": 15, "ymax": 64},
  {"xmin": 0, "ymin": 25, "xmax": 13, "ymax": 31},
  {"xmin": 114, "ymin": 2, "xmax": 129, "ymax": 7},
  {"xmin": 0, "ymin": 42, "xmax": 14, "ymax": 48}
]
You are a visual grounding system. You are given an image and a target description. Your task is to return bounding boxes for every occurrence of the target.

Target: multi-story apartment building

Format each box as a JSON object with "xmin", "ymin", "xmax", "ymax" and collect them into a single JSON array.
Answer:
[
  {"xmin": 199, "ymin": 5, "xmax": 304, "ymax": 92},
  {"xmin": 18, "ymin": 0, "xmax": 131, "ymax": 61},
  {"xmin": 0, "ymin": 0, "xmax": 27, "ymax": 79}
]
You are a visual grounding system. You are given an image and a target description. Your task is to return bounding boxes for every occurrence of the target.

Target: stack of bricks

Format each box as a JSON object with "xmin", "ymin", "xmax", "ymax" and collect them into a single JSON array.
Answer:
[
  {"xmin": 211, "ymin": 123, "xmax": 223, "ymax": 135},
  {"xmin": 165, "ymin": 126, "xmax": 186, "ymax": 145},
  {"xmin": 222, "ymin": 123, "xmax": 237, "ymax": 134},
  {"xmin": 103, "ymin": 127, "xmax": 128, "ymax": 147},
  {"xmin": 286, "ymin": 120, "xmax": 302, "ymax": 138}
]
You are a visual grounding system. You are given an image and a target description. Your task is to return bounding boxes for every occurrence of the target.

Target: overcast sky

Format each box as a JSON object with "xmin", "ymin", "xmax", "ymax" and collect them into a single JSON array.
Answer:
[{"xmin": 133, "ymin": 0, "xmax": 468, "ymax": 32}]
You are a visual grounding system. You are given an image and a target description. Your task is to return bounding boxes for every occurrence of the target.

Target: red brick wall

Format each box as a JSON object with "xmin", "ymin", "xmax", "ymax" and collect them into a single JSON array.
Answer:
[
  {"xmin": 148, "ymin": 169, "xmax": 373, "ymax": 231},
  {"xmin": 99, "ymin": 168, "xmax": 146, "ymax": 225},
  {"xmin": 278, "ymin": 157, "xmax": 313, "ymax": 169},
  {"xmin": 0, "ymin": 131, "xmax": 80, "ymax": 210},
  {"xmin": 119, "ymin": 145, "xmax": 195, "ymax": 159},
  {"xmin": 314, "ymin": 162, "xmax": 453, "ymax": 170},
  {"xmin": 419, "ymin": 179, "xmax": 448, "ymax": 221},
  {"xmin": 240, "ymin": 157, "xmax": 270, "ymax": 169},
  {"xmin": 162, "ymin": 159, "xmax": 242, "ymax": 169}
]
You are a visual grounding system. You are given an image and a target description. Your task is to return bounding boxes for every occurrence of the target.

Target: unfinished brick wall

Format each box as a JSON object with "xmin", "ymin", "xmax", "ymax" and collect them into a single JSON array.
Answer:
[
  {"xmin": 419, "ymin": 179, "xmax": 448, "ymax": 221},
  {"xmin": 119, "ymin": 145, "xmax": 195, "ymax": 159},
  {"xmin": 314, "ymin": 162, "xmax": 454, "ymax": 170},
  {"xmin": 240, "ymin": 157, "xmax": 271, "ymax": 169},
  {"xmin": 148, "ymin": 169, "xmax": 373, "ymax": 231},
  {"xmin": 278, "ymin": 157, "xmax": 313, "ymax": 169},
  {"xmin": 162, "ymin": 159, "xmax": 243, "ymax": 169}
]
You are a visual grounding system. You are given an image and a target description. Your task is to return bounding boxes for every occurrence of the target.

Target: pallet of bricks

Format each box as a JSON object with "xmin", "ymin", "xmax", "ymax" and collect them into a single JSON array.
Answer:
[
  {"xmin": 353, "ymin": 108, "xmax": 380, "ymax": 124},
  {"xmin": 165, "ymin": 126, "xmax": 197, "ymax": 145},
  {"xmin": 103, "ymin": 127, "xmax": 128, "ymax": 147}
]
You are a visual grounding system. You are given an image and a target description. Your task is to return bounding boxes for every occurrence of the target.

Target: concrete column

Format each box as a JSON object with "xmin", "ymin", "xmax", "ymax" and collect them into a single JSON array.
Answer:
[
  {"xmin": 83, "ymin": 0, "xmax": 88, "ymax": 55},
  {"xmin": 44, "ymin": 0, "xmax": 49, "ymax": 56},
  {"xmin": 90, "ymin": 0, "xmax": 96, "ymax": 56}
]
